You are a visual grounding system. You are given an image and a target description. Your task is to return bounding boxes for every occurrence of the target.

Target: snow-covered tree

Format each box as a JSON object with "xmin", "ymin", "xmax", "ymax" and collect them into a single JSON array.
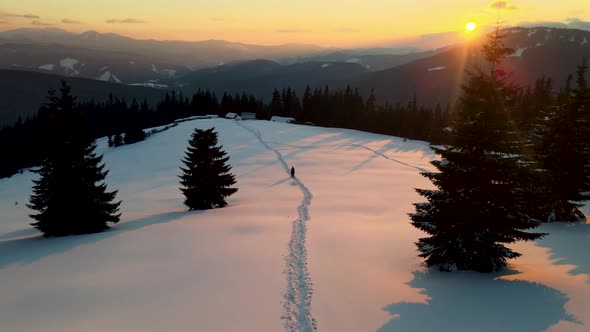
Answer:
[
  {"xmin": 28, "ymin": 81, "xmax": 121, "ymax": 237},
  {"xmin": 179, "ymin": 128, "xmax": 238, "ymax": 210},
  {"xmin": 410, "ymin": 25, "xmax": 544, "ymax": 272}
]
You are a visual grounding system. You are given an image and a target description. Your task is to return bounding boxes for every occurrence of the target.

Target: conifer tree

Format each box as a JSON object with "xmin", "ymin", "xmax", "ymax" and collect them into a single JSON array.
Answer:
[
  {"xmin": 113, "ymin": 133, "xmax": 123, "ymax": 147},
  {"xmin": 179, "ymin": 128, "xmax": 238, "ymax": 210},
  {"xmin": 531, "ymin": 63, "xmax": 590, "ymax": 222},
  {"xmin": 270, "ymin": 89, "xmax": 283, "ymax": 117},
  {"xmin": 28, "ymin": 81, "xmax": 121, "ymax": 237},
  {"xmin": 410, "ymin": 25, "xmax": 544, "ymax": 272}
]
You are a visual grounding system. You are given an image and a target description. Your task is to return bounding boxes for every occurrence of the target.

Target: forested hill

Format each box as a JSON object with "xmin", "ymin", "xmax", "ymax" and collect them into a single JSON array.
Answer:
[{"xmin": 0, "ymin": 70, "xmax": 165, "ymax": 127}]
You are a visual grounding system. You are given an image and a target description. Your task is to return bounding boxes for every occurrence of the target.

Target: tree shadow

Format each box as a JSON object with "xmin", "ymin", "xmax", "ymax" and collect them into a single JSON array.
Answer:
[
  {"xmin": 535, "ymin": 222, "xmax": 590, "ymax": 282},
  {"xmin": 0, "ymin": 228, "xmax": 38, "ymax": 241},
  {"xmin": 348, "ymin": 141, "xmax": 429, "ymax": 174},
  {"xmin": 269, "ymin": 177, "xmax": 292, "ymax": 187},
  {"xmin": 0, "ymin": 211, "xmax": 195, "ymax": 270},
  {"xmin": 379, "ymin": 269, "xmax": 578, "ymax": 332}
]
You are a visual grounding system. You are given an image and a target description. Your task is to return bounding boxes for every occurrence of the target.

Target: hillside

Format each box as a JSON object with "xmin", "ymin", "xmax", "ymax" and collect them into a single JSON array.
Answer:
[
  {"xmin": 0, "ymin": 28, "xmax": 327, "ymax": 70},
  {"xmin": 0, "ymin": 70, "xmax": 165, "ymax": 127},
  {"xmin": 0, "ymin": 43, "xmax": 189, "ymax": 83},
  {"xmin": 168, "ymin": 60, "xmax": 371, "ymax": 100},
  {"xmin": 1, "ymin": 118, "xmax": 588, "ymax": 331},
  {"xmin": 354, "ymin": 27, "xmax": 590, "ymax": 106}
]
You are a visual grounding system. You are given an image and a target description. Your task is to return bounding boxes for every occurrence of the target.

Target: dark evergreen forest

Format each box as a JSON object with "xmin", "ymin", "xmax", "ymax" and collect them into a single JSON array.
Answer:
[{"xmin": 0, "ymin": 71, "xmax": 577, "ymax": 180}]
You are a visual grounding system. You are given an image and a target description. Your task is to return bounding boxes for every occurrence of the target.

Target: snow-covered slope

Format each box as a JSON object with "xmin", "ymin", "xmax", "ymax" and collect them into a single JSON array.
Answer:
[{"xmin": 0, "ymin": 118, "xmax": 589, "ymax": 331}]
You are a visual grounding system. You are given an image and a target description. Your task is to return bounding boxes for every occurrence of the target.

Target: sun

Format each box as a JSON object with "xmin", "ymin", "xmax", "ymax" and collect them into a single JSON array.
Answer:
[{"xmin": 466, "ymin": 22, "xmax": 477, "ymax": 32}]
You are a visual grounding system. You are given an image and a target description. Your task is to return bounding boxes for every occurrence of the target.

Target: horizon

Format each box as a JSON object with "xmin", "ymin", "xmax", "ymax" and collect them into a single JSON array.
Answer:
[{"xmin": 1, "ymin": 0, "xmax": 588, "ymax": 48}]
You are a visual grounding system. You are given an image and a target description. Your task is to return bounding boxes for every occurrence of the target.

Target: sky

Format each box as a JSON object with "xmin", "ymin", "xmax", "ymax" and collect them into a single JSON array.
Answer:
[{"xmin": 0, "ymin": 0, "xmax": 589, "ymax": 47}]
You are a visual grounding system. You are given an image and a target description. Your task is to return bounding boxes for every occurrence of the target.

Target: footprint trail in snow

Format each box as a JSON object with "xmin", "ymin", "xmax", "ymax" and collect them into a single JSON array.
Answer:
[{"xmin": 235, "ymin": 122, "xmax": 317, "ymax": 332}]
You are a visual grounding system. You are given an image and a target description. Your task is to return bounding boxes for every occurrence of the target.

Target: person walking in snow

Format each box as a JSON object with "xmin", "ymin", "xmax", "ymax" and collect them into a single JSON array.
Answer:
[{"xmin": 291, "ymin": 166, "xmax": 295, "ymax": 178}]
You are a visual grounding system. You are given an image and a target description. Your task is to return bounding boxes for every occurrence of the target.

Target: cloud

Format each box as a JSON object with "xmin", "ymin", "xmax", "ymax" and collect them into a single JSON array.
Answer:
[
  {"xmin": 568, "ymin": 9, "xmax": 585, "ymax": 16},
  {"xmin": 0, "ymin": 11, "xmax": 40, "ymax": 19},
  {"xmin": 31, "ymin": 20, "xmax": 52, "ymax": 26},
  {"xmin": 210, "ymin": 17, "xmax": 225, "ymax": 22},
  {"xmin": 489, "ymin": 1, "xmax": 519, "ymax": 10},
  {"xmin": 62, "ymin": 18, "xmax": 83, "ymax": 24},
  {"xmin": 106, "ymin": 18, "xmax": 145, "ymax": 24}
]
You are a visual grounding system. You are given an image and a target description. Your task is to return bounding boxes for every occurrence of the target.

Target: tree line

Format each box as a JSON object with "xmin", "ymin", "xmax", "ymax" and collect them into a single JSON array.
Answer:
[{"xmin": 0, "ymin": 70, "xmax": 564, "ymax": 180}]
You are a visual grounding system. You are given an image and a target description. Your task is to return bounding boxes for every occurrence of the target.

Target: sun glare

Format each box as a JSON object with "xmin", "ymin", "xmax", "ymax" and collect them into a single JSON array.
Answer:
[{"xmin": 466, "ymin": 22, "xmax": 477, "ymax": 32}]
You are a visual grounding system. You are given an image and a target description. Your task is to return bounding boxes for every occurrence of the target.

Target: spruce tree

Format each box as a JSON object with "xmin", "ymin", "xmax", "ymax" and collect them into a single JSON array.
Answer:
[
  {"xmin": 531, "ymin": 64, "xmax": 590, "ymax": 222},
  {"xmin": 113, "ymin": 133, "xmax": 123, "ymax": 147},
  {"xmin": 179, "ymin": 128, "xmax": 238, "ymax": 210},
  {"xmin": 28, "ymin": 81, "xmax": 121, "ymax": 237},
  {"xmin": 410, "ymin": 26, "xmax": 544, "ymax": 272}
]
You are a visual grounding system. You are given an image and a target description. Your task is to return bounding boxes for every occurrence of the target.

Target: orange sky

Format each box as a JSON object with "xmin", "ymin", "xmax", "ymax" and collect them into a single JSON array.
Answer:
[{"xmin": 0, "ymin": 0, "xmax": 588, "ymax": 46}]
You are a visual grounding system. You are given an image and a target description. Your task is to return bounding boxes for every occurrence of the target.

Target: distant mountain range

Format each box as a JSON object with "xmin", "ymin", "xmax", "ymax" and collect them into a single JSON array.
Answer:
[
  {"xmin": 0, "ymin": 28, "xmax": 327, "ymax": 68},
  {"xmin": 1, "ymin": 27, "xmax": 589, "ymax": 128},
  {"xmin": 352, "ymin": 27, "xmax": 590, "ymax": 106},
  {"xmin": 0, "ymin": 28, "xmax": 429, "ymax": 84},
  {"xmin": 166, "ymin": 59, "xmax": 371, "ymax": 100}
]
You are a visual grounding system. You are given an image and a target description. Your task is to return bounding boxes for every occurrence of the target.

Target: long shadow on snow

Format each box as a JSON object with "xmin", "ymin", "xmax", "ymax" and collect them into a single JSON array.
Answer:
[
  {"xmin": 0, "ymin": 211, "xmax": 196, "ymax": 270},
  {"xmin": 261, "ymin": 127, "xmax": 431, "ymax": 174},
  {"xmin": 534, "ymin": 222, "xmax": 590, "ymax": 282},
  {"xmin": 379, "ymin": 269, "xmax": 577, "ymax": 332},
  {"xmin": 348, "ymin": 141, "xmax": 429, "ymax": 174},
  {"xmin": 239, "ymin": 132, "xmax": 354, "ymax": 177},
  {"xmin": 237, "ymin": 122, "xmax": 432, "ymax": 178}
]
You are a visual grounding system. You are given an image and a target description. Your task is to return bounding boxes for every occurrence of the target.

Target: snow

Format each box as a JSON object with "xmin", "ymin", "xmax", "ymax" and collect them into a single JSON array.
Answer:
[
  {"xmin": 582, "ymin": 37, "xmax": 588, "ymax": 46},
  {"xmin": 160, "ymin": 69, "xmax": 177, "ymax": 77},
  {"xmin": 129, "ymin": 83, "xmax": 169, "ymax": 89},
  {"xmin": 129, "ymin": 61, "xmax": 135, "ymax": 65},
  {"xmin": 1, "ymin": 118, "xmax": 589, "ymax": 331},
  {"xmin": 59, "ymin": 57, "xmax": 80, "ymax": 75},
  {"xmin": 97, "ymin": 71, "xmax": 122, "ymax": 83},
  {"xmin": 271, "ymin": 116, "xmax": 296, "ymax": 123},
  {"xmin": 38, "ymin": 64, "xmax": 54, "ymax": 71},
  {"xmin": 536, "ymin": 42, "xmax": 544, "ymax": 47},
  {"xmin": 346, "ymin": 58, "xmax": 361, "ymax": 63},
  {"xmin": 321, "ymin": 63, "xmax": 330, "ymax": 68},
  {"xmin": 99, "ymin": 65, "xmax": 109, "ymax": 72},
  {"xmin": 427, "ymin": 66, "xmax": 446, "ymax": 71},
  {"xmin": 528, "ymin": 29, "xmax": 537, "ymax": 37},
  {"xmin": 225, "ymin": 112, "xmax": 240, "ymax": 119},
  {"xmin": 151, "ymin": 64, "xmax": 158, "ymax": 73},
  {"xmin": 510, "ymin": 47, "xmax": 527, "ymax": 57}
]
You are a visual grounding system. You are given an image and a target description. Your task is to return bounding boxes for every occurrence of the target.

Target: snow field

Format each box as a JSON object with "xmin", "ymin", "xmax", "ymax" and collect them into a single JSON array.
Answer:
[{"xmin": 0, "ymin": 118, "xmax": 589, "ymax": 332}]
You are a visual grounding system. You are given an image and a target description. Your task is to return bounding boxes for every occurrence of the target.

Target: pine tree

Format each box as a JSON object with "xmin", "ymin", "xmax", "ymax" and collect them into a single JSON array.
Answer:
[
  {"xmin": 410, "ymin": 25, "xmax": 544, "ymax": 272},
  {"xmin": 113, "ymin": 133, "xmax": 123, "ymax": 147},
  {"xmin": 28, "ymin": 81, "xmax": 121, "ymax": 237},
  {"xmin": 270, "ymin": 89, "xmax": 283, "ymax": 117},
  {"xmin": 530, "ymin": 64, "xmax": 590, "ymax": 222},
  {"xmin": 179, "ymin": 128, "xmax": 238, "ymax": 210}
]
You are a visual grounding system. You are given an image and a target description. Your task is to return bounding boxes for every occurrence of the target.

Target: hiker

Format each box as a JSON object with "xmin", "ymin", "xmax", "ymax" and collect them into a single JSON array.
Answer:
[{"xmin": 291, "ymin": 166, "xmax": 295, "ymax": 178}]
